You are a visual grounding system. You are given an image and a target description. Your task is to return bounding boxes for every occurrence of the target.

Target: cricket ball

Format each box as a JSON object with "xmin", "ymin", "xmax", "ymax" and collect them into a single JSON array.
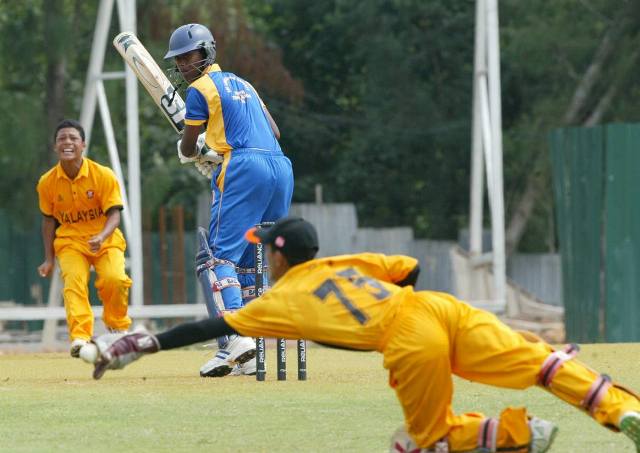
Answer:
[{"xmin": 79, "ymin": 343, "xmax": 99, "ymax": 364}]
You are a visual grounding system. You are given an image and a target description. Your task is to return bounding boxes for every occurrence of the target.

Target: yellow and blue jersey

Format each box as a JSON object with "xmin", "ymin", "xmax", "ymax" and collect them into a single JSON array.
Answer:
[{"xmin": 184, "ymin": 64, "xmax": 281, "ymax": 154}]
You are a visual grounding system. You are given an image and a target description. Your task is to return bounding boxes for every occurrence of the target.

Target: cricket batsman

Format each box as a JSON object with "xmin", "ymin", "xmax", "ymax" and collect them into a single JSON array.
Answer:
[
  {"xmin": 89, "ymin": 217, "xmax": 640, "ymax": 452},
  {"xmin": 166, "ymin": 23, "xmax": 294, "ymax": 377}
]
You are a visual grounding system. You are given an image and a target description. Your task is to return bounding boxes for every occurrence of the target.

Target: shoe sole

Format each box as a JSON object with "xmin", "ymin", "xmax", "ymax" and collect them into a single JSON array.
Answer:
[
  {"xmin": 233, "ymin": 348, "xmax": 256, "ymax": 365},
  {"xmin": 620, "ymin": 414, "xmax": 640, "ymax": 452},
  {"xmin": 200, "ymin": 365, "xmax": 233, "ymax": 378},
  {"xmin": 200, "ymin": 350, "xmax": 256, "ymax": 378}
]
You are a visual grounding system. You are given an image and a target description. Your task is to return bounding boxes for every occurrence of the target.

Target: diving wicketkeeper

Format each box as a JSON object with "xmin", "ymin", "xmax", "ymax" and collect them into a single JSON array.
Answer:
[{"xmin": 89, "ymin": 217, "xmax": 640, "ymax": 453}]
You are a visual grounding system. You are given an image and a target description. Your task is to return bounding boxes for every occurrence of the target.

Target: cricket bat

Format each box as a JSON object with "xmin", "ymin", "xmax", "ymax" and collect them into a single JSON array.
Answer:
[{"xmin": 113, "ymin": 31, "xmax": 186, "ymax": 134}]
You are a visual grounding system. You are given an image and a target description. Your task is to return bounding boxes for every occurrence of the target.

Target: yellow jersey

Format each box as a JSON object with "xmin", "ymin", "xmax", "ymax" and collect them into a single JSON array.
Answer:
[
  {"xmin": 225, "ymin": 253, "xmax": 418, "ymax": 351},
  {"xmin": 37, "ymin": 158, "xmax": 124, "ymax": 239}
]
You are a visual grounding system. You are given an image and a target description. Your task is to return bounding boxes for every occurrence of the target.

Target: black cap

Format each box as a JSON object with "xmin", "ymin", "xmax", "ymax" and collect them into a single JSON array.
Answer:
[{"xmin": 245, "ymin": 216, "xmax": 319, "ymax": 264}]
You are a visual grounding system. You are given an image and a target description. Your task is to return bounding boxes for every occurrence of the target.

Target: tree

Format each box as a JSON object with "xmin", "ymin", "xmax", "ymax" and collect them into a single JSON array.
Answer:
[
  {"xmin": 248, "ymin": 0, "xmax": 475, "ymax": 237},
  {"xmin": 501, "ymin": 0, "xmax": 640, "ymax": 253},
  {"xmin": 4, "ymin": 0, "xmax": 640, "ymax": 249},
  {"xmin": 250, "ymin": 0, "xmax": 640, "ymax": 248},
  {"xmin": 0, "ymin": 1, "xmax": 50, "ymax": 224},
  {"xmin": 0, "ymin": 0, "xmax": 302, "ymax": 229}
]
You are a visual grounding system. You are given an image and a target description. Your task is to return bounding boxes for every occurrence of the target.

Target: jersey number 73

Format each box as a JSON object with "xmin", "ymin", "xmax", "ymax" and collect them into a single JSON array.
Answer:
[{"xmin": 312, "ymin": 268, "xmax": 390, "ymax": 325}]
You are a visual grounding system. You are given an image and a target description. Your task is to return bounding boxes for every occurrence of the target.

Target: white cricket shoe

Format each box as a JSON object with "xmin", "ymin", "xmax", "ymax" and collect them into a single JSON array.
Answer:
[
  {"xmin": 528, "ymin": 417, "xmax": 558, "ymax": 453},
  {"xmin": 620, "ymin": 411, "xmax": 640, "ymax": 452},
  {"xmin": 230, "ymin": 357, "xmax": 257, "ymax": 376},
  {"xmin": 199, "ymin": 335, "xmax": 256, "ymax": 378},
  {"xmin": 70, "ymin": 338, "xmax": 88, "ymax": 358}
]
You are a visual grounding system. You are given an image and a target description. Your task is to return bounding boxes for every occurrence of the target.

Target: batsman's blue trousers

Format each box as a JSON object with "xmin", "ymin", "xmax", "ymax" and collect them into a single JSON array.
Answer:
[{"xmin": 209, "ymin": 148, "xmax": 293, "ymax": 310}]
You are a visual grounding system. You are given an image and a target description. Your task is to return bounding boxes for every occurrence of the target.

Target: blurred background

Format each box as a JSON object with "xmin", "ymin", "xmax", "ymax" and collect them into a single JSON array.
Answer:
[{"xmin": 2, "ymin": 0, "xmax": 640, "ymax": 346}]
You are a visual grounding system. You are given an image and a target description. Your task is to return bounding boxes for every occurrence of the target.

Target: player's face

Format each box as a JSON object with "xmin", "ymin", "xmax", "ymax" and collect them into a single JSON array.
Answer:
[
  {"xmin": 54, "ymin": 127, "xmax": 85, "ymax": 163},
  {"xmin": 175, "ymin": 50, "xmax": 208, "ymax": 83},
  {"xmin": 266, "ymin": 246, "xmax": 289, "ymax": 282}
]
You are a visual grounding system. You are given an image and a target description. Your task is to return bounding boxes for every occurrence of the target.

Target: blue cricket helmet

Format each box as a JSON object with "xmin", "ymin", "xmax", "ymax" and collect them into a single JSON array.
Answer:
[{"xmin": 164, "ymin": 23, "xmax": 216, "ymax": 63}]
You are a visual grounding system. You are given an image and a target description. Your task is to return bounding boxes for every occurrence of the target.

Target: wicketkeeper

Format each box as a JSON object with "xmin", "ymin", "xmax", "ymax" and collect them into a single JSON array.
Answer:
[{"xmin": 89, "ymin": 217, "xmax": 640, "ymax": 452}]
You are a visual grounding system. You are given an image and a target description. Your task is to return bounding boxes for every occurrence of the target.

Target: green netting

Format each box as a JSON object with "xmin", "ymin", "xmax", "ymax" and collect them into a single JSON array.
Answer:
[{"xmin": 0, "ymin": 212, "xmax": 49, "ymax": 306}]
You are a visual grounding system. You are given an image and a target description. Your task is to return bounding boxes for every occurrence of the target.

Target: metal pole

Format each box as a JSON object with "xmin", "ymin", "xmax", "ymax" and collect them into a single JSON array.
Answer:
[
  {"xmin": 486, "ymin": 0, "xmax": 507, "ymax": 311},
  {"xmin": 79, "ymin": 0, "xmax": 115, "ymax": 148},
  {"xmin": 44, "ymin": 0, "xmax": 115, "ymax": 341},
  {"xmin": 96, "ymin": 80, "xmax": 133, "ymax": 237},
  {"xmin": 117, "ymin": 0, "xmax": 144, "ymax": 306},
  {"xmin": 470, "ymin": 0, "xmax": 486, "ymax": 258}
]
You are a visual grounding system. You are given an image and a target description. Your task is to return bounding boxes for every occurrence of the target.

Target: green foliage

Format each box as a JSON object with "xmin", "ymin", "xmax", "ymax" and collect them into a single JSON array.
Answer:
[
  {"xmin": 248, "ymin": 0, "xmax": 640, "ymax": 246},
  {"xmin": 499, "ymin": 0, "xmax": 640, "ymax": 250},
  {"xmin": 247, "ymin": 0, "xmax": 475, "ymax": 237},
  {"xmin": 0, "ymin": 0, "xmax": 307, "ymax": 231},
  {"xmin": 0, "ymin": 0, "xmax": 95, "ymax": 226},
  {"xmin": 0, "ymin": 2, "xmax": 47, "ymax": 226},
  {"xmin": 2, "ymin": 0, "xmax": 640, "ymax": 247}
]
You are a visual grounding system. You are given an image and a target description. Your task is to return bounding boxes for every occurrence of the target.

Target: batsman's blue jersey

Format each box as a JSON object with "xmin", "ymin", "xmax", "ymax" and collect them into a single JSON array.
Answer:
[
  {"xmin": 185, "ymin": 64, "xmax": 293, "ymax": 311},
  {"xmin": 184, "ymin": 64, "xmax": 281, "ymax": 155}
]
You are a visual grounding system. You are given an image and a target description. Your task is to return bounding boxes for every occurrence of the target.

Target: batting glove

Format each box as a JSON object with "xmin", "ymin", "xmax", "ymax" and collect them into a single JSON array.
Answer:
[
  {"xmin": 194, "ymin": 159, "xmax": 215, "ymax": 179},
  {"xmin": 177, "ymin": 138, "xmax": 196, "ymax": 164},
  {"xmin": 176, "ymin": 132, "xmax": 206, "ymax": 164},
  {"xmin": 177, "ymin": 132, "xmax": 223, "ymax": 166},
  {"xmin": 92, "ymin": 329, "xmax": 160, "ymax": 380},
  {"xmin": 200, "ymin": 149, "xmax": 223, "ymax": 165}
]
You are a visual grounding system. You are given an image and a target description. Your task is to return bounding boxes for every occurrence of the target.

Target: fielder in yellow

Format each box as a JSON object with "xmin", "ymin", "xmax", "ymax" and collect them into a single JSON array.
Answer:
[
  {"xmin": 37, "ymin": 119, "xmax": 132, "ymax": 357},
  {"xmin": 90, "ymin": 216, "xmax": 640, "ymax": 452}
]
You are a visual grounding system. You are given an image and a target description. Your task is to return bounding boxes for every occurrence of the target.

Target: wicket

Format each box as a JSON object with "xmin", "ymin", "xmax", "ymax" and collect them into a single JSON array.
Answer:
[{"xmin": 254, "ymin": 222, "xmax": 307, "ymax": 381}]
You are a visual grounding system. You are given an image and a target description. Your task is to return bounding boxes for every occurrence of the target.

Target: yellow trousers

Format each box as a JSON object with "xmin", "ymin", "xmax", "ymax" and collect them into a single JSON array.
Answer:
[
  {"xmin": 54, "ymin": 231, "xmax": 132, "ymax": 341},
  {"xmin": 383, "ymin": 291, "xmax": 640, "ymax": 451}
]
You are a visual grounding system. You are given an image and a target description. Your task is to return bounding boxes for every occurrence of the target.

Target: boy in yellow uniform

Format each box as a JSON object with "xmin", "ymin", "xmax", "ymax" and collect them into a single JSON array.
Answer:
[
  {"xmin": 90, "ymin": 217, "xmax": 640, "ymax": 452},
  {"xmin": 37, "ymin": 119, "xmax": 131, "ymax": 357}
]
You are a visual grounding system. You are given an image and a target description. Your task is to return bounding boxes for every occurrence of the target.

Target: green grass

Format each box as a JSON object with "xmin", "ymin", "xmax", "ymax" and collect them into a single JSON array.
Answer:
[{"xmin": 1, "ymin": 343, "xmax": 639, "ymax": 452}]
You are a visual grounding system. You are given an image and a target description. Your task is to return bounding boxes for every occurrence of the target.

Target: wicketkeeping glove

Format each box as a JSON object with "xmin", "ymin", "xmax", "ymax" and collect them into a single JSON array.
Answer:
[{"xmin": 92, "ymin": 329, "xmax": 160, "ymax": 380}]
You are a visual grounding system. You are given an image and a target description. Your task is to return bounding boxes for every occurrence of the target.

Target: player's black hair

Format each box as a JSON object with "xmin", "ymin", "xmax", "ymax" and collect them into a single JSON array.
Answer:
[{"xmin": 54, "ymin": 119, "xmax": 85, "ymax": 142}]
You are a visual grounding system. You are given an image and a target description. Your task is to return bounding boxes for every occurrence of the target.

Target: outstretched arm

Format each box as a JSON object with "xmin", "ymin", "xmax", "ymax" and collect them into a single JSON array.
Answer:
[
  {"xmin": 92, "ymin": 317, "xmax": 238, "ymax": 379},
  {"xmin": 346, "ymin": 254, "xmax": 420, "ymax": 287},
  {"xmin": 156, "ymin": 317, "xmax": 237, "ymax": 349}
]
